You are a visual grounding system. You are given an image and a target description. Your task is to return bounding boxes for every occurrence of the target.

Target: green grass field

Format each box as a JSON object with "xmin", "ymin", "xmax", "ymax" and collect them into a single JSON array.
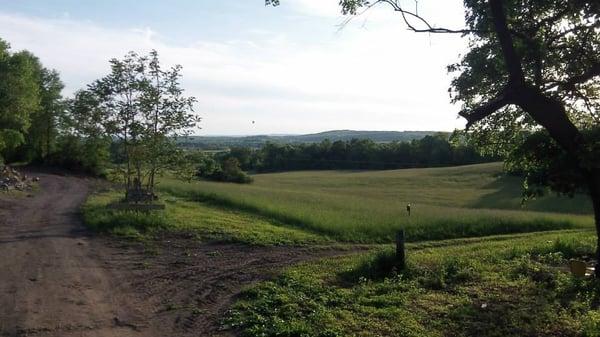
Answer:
[
  {"xmin": 158, "ymin": 162, "xmax": 594, "ymax": 243},
  {"xmin": 83, "ymin": 162, "xmax": 600, "ymax": 337},
  {"xmin": 225, "ymin": 229, "xmax": 600, "ymax": 337}
]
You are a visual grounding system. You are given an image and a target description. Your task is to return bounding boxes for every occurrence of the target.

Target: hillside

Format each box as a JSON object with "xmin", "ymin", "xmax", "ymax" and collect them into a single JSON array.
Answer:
[
  {"xmin": 86, "ymin": 162, "xmax": 597, "ymax": 337},
  {"xmin": 158, "ymin": 162, "xmax": 593, "ymax": 243},
  {"xmin": 178, "ymin": 130, "xmax": 444, "ymax": 150}
]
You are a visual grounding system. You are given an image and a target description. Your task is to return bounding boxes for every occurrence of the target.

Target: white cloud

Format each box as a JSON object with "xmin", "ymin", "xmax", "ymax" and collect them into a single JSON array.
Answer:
[
  {"xmin": 285, "ymin": 0, "xmax": 343, "ymax": 18},
  {"xmin": 0, "ymin": 4, "xmax": 468, "ymax": 135}
]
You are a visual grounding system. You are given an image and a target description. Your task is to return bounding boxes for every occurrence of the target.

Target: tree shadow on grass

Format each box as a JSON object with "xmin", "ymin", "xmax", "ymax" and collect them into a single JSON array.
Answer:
[{"xmin": 470, "ymin": 175, "xmax": 592, "ymax": 215}]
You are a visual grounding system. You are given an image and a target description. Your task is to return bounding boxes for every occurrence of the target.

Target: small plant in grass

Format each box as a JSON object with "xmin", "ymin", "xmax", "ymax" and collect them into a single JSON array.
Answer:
[
  {"xmin": 342, "ymin": 249, "xmax": 480, "ymax": 290},
  {"xmin": 511, "ymin": 255, "xmax": 562, "ymax": 287},
  {"xmin": 414, "ymin": 257, "xmax": 480, "ymax": 290}
]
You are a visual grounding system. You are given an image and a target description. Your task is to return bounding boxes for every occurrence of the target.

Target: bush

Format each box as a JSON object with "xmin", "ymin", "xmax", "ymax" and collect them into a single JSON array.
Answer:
[
  {"xmin": 197, "ymin": 156, "xmax": 253, "ymax": 184},
  {"xmin": 47, "ymin": 135, "xmax": 110, "ymax": 176},
  {"xmin": 342, "ymin": 249, "xmax": 479, "ymax": 290},
  {"xmin": 583, "ymin": 311, "xmax": 600, "ymax": 337},
  {"xmin": 341, "ymin": 250, "xmax": 403, "ymax": 282}
]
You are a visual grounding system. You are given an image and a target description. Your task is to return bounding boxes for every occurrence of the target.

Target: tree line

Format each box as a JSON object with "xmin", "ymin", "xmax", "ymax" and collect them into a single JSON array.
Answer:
[{"xmin": 193, "ymin": 134, "xmax": 495, "ymax": 178}]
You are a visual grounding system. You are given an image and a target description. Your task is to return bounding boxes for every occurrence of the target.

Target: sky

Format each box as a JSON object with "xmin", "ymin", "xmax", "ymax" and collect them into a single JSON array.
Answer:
[{"xmin": 0, "ymin": 0, "xmax": 469, "ymax": 135}]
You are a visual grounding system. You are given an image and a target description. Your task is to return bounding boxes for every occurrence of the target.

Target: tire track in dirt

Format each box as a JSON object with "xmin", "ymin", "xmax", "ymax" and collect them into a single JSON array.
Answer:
[{"xmin": 125, "ymin": 235, "xmax": 360, "ymax": 337}]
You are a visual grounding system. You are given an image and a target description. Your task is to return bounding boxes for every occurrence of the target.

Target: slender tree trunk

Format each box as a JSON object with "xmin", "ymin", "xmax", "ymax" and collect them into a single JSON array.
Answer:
[
  {"xmin": 588, "ymin": 169, "xmax": 600, "ymax": 277},
  {"xmin": 45, "ymin": 115, "xmax": 51, "ymax": 162},
  {"xmin": 125, "ymin": 132, "xmax": 130, "ymax": 191},
  {"xmin": 148, "ymin": 70, "xmax": 160, "ymax": 195}
]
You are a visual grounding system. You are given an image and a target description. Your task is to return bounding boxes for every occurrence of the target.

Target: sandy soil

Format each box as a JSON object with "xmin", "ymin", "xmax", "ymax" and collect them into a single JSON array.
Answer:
[{"xmin": 0, "ymin": 171, "xmax": 354, "ymax": 337}]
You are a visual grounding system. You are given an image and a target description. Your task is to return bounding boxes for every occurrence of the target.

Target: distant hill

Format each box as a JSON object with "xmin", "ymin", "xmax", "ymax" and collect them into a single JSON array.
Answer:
[
  {"xmin": 283, "ymin": 130, "xmax": 445, "ymax": 142},
  {"xmin": 178, "ymin": 130, "xmax": 447, "ymax": 150}
]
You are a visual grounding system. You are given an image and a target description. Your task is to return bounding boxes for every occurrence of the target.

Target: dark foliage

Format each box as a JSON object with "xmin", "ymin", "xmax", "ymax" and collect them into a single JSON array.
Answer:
[
  {"xmin": 220, "ymin": 134, "xmax": 494, "ymax": 173},
  {"xmin": 506, "ymin": 128, "xmax": 600, "ymax": 198},
  {"xmin": 195, "ymin": 155, "xmax": 253, "ymax": 184}
]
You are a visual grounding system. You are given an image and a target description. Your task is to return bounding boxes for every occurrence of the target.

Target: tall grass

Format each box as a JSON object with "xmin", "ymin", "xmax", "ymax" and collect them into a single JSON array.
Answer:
[{"xmin": 158, "ymin": 163, "xmax": 594, "ymax": 243}]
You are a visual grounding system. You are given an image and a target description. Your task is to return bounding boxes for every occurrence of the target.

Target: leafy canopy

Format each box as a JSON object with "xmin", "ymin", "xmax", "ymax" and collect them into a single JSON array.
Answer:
[{"xmin": 0, "ymin": 39, "xmax": 41, "ymax": 160}]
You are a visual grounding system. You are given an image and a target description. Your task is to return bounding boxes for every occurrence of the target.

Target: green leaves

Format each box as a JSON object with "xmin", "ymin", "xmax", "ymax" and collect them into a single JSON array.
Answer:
[
  {"xmin": 0, "ymin": 40, "xmax": 42, "ymax": 159},
  {"xmin": 80, "ymin": 50, "xmax": 200, "ymax": 191},
  {"xmin": 0, "ymin": 129, "xmax": 25, "ymax": 153}
]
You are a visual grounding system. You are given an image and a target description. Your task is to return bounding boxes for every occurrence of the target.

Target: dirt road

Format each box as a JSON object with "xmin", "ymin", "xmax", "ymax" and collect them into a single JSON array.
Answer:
[
  {"xmin": 0, "ymin": 172, "xmax": 355, "ymax": 337},
  {"xmin": 0, "ymin": 172, "xmax": 156, "ymax": 337}
]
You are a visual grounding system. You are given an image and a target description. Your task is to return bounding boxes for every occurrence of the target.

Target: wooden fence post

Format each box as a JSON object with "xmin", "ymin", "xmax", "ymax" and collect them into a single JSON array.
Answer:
[{"xmin": 396, "ymin": 229, "xmax": 406, "ymax": 269}]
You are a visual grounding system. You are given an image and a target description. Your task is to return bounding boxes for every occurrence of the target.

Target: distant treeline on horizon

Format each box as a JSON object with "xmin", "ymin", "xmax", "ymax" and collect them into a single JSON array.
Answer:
[
  {"xmin": 207, "ymin": 134, "xmax": 495, "ymax": 173},
  {"xmin": 178, "ymin": 130, "xmax": 445, "ymax": 150}
]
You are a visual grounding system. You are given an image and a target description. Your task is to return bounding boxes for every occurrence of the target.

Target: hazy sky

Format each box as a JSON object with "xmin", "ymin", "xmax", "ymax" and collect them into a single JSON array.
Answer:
[{"xmin": 0, "ymin": 1, "xmax": 469, "ymax": 135}]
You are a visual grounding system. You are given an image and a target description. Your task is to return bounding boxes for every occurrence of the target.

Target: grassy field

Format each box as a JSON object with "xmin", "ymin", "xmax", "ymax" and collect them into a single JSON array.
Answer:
[
  {"xmin": 225, "ymin": 229, "xmax": 600, "ymax": 337},
  {"xmin": 83, "ymin": 163, "xmax": 600, "ymax": 337},
  {"xmin": 83, "ymin": 191, "xmax": 330, "ymax": 245},
  {"xmin": 158, "ymin": 162, "xmax": 594, "ymax": 243}
]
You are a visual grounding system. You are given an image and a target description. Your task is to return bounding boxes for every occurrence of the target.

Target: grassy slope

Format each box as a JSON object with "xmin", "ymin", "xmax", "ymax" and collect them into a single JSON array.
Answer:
[
  {"xmin": 226, "ymin": 229, "xmax": 600, "ymax": 337},
  {"xmin": 83, "ymin": 191, "xmax": 329, "ymax": 245},
  {"xmin": 82, "ymin": 164, "xmax": 600, "ymax": 336},
  {"xmin": 159, "ymin": 162, "xmax": 593, "ymax": 243}
]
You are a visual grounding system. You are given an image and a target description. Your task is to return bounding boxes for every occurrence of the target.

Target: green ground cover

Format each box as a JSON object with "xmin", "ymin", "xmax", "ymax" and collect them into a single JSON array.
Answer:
[
  {"xmin": 225, "ymin": 230, "xmax": 600, "ymax": 337},
  {"xmin": 83, "ymin": 191, "xmax": 329, "ymax": 245},
  {"xmin": 158, "ymin": 162, "xmax": 593, "ymax": 243},
  {"xmin": 82, "ymin": 163, "xmax": 600, "ymax": 337}
]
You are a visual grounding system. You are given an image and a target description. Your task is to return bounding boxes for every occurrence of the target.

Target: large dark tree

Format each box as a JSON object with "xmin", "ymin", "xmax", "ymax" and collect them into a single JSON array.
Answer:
[{"xmin": 268, "ymin": 0, "xmax": 600, "ymax": 274}]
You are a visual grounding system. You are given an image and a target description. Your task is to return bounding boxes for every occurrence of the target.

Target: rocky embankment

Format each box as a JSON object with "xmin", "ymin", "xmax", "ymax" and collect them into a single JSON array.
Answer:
[{"xmin": 0, "ymin": 165, "xmax": 37, "ymax": 192}]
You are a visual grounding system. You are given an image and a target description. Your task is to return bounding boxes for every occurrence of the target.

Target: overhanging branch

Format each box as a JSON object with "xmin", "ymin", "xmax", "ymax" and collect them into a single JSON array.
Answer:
[
  {"xmin": 376, "ymin": 0, "xmax": 482, "ymax": 34},
  {"xmin": 489, "ymin": 0, "xmax": 526, "ymax": 85},
  {"xmin": 459, "ymin": 89, "xmax": 514, "ymax": 129}
]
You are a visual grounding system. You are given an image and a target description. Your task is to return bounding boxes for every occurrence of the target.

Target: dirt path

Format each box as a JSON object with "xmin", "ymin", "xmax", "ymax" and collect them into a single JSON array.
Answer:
[
  {"xmin": 0, "ymin": 171, "xmax": 359, "ymax": 337},
  {"xmin": 0, "ymin": 172, "xmax": 155, "ymax": 337}
]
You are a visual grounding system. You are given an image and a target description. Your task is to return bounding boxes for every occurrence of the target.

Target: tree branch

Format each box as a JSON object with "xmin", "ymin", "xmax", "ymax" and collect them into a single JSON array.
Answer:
[
  {"xmin": 459, "ymin": 88, "xmax": 515, "ymax": 129},
  {"xmin": 547, "ymin": 20, "xmax": 600, "ymax": 47},
  {"xmin": 489, "ymin": 0, "xmax": 526, "ymax": 85},
  {"xmin": 376, "ymin": 0, "xmax": 483, "ymax": 34},
  {"xmin": 562, "ymin": 62, "xmax": 600, "ymax": 90},
  {"xmin": 544, "ymin": 62, "xmax": 600, "ymax": 92}
]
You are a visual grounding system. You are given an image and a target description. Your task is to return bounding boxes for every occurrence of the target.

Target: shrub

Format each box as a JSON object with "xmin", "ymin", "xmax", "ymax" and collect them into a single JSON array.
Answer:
[
  {"xmin": 48, "ymin": 135, "xmax": 110, "ymax": 176},
  {"xmin": 341, "ymin": 250, "xmax": 403, "ymax": 282},
  {"xmin": 197, "ymin": 157, "xmax": 253, "ymax": 184},
  {"xmin": 583, "ymin": 311, "xmax": 600, "ymax": 337}
]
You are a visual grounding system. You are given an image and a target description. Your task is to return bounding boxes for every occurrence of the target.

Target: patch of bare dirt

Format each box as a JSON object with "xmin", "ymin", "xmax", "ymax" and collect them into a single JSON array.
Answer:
[{"xmin": 119, "ymin": 233, "xmax": 357, "ymax": 337}]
